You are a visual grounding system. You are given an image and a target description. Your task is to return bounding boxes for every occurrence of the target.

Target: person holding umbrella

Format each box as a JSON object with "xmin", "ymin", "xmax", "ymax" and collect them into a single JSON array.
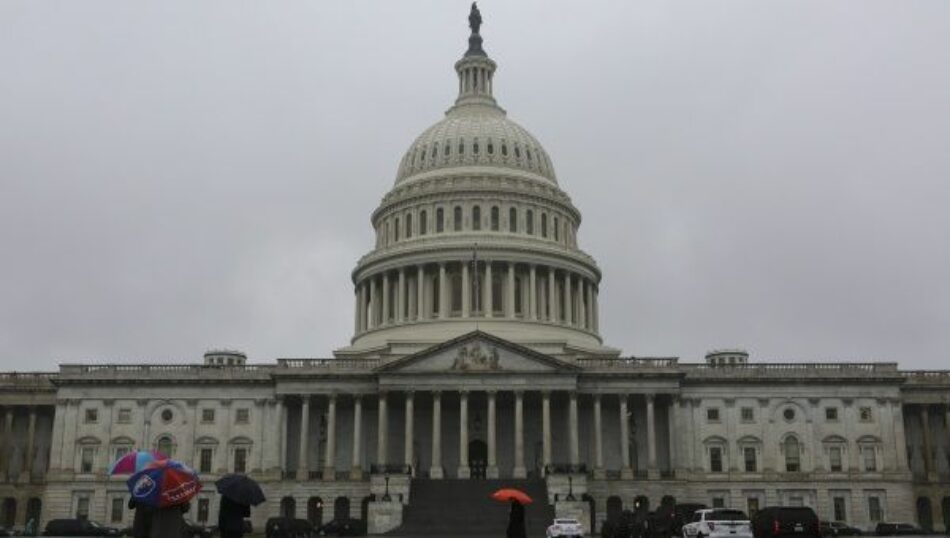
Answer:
[
  {"xmin": 126, "ymin": 459, "xmax": 201, "ymax": 538},
  {"xmin": 491, "ymin": 488, "xmax": 531, "ymax": 538},
  {"xmin": 215, "ymin": 474, "xmax": 266, "ymax": 538},
  {"xmin": 111, "ymin": 451, "xmax": 167, "ymax": 538}
]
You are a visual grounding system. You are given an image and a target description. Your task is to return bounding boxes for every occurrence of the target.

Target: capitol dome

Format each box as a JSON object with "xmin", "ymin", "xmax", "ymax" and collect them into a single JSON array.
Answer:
[{"xmin": 336, "ymin": 7, "xmax": 618, "ymax": 360}]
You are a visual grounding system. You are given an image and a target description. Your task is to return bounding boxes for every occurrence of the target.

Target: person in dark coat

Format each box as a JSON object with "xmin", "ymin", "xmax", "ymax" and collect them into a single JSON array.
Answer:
[
  {"xmin": 506, "ymin": 500, "xmax": 526, "ymax": 538},
  {"xmin": 149, "ymin": 502, "xmax": 188, "ymax": 538},
  {"xmin": 127, "ymin": 499, "xmax": 153, "ymax": 538},
  {"xmin": 218, "ymin": 496, "xmax": 251, "ymax": 538}
]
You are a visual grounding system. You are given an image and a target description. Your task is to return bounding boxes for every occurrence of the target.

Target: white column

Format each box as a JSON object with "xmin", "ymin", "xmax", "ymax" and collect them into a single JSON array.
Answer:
[
  {"xmin": 569, "ymin": 392, "xmax": 580, "ymax": 466},
  {"xmin": 24, "ymin": 406, "xmax": 37, "ymax": 478},
  {"xmin": 323, "ymin": 395, "xmax": 337, "ymax": 480},
  {"xmin": 458, "ymin": 391, "xmax": 470, "ymax": 478},
  {"xmin": 404, "ymin": 392, "xmax": 414, "ymax": 474},
  {"xmin": 921, "ymin": 405, "xmax": 934, "ymax": 480},
  {"xmin": 669, "ymin": 396, "xmax": 681, "ymax": 477},
  {"xmin": 484, "ymin": 261, "xmax": 493, "ymax": 318},
  {"xmin": 529, "ymin": 265, "xmax": 537, "ymax": 320},
  {"xmin": 487, "ymin": 391, "xmax": 498, "ymax": 478},
  {"xmin": 513, "ymin": 391, "xmax": 526, "ymax": 478},
  {"xmin": 462, "ymin": 261, "xmax": 471, "ymax": 317},
  {"xmin": 542, "ymin": 391, "xmax": 552, "ymax": 472},
  {"xmin": 377, "ymin": 392, "xmax": 388, "ymax": 466},
  {"xmin": 416, "ymin": 266, "xmax": 425, "ymax": 320},
  {"xmin": 647, "ymin": 394, "xmax": 658, "ymax": 479},
  {"xmin": 620, "ymin": 395, "xmax": 633, "ymax": 479},
  {"xmin": 593, "ymin": 395, "xmax": 604, "ymax": 478},
  {"xmin": 430, "ymin": 392, "xmax": 443, "ymax": 479},
  {"xmin": 564, "ymin": 272, "xmax": 573, "ymax": 325},
  {"xmin": 548, "ymin": 268, "xmax": 557, "ymax": 321},
  {"xmin": 381, "ymin": 272, "xmax": 390, "ymax": 325},
  {"xmin": 277, "ymin": 397, "xmax": 287, "ymax": 474},
  {"xmin": 49, "ymin": 400, "xmax": 66, "ymax": 472},
  {"xmin": 439, "ymin": 263, "xmax": 448, "ymax": 319},
  {"xmin": 296, "ymin": 397, "xmax": 310, "ymax": 480},
  {"xmin": 893, "ymin": 400, "xmax": 909, "ymax": 471},
  {"xmin": 506, "ymin": 263, "xmax": 516, "ymax": 318},
  {"xmin": 397, "ymin": 268, "xmax": 406, "ymax": 323},
  {"xmin": 350, "ymin": 396, "xmax": 363, "ymax": 480},
  {"xmin": 2, "ymin": 409, "xmax": 13, "ymax": 480}
]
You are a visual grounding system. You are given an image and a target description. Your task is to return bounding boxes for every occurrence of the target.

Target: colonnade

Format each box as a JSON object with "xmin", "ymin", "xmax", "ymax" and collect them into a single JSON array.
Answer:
[
  {"xmin": 908, "ymin": 403, "xmax": 950, "ymax": 482},
  {"xmin": 354, "ymin": 262, "xmax": 599, "ymax": 334},
  {"xmin": 0, "ymin": 405, "xmax": 42, "ymax": 483}
]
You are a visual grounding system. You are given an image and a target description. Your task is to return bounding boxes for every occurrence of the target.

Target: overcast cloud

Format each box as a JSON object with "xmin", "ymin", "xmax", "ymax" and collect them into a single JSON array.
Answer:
[{"xmin": 1, "ymin": 1, "xmax": 948, "ymax": 369}]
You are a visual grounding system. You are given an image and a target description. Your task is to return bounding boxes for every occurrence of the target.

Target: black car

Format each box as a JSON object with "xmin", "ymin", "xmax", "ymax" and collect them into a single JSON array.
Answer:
[
  {"xmin": 317, "ymin": 518, "xmax": 366, "ymax": 537},
  {"xmin": 44, "ymin": 519, "xmax": 121, "ymax": 537},
  {"xmin": 751, "ymin": 507, "xmax": 820, "ymax": 538},
  {"xmin": 672, "ymin": 504, "xmax": 708, "ymax": 537},
  {"xmin": 265, "ymin": 517, "xmax": 314, "ymax": 538},
  {"xmin": 183, "ymin": 521, "xmax": 215, "ymax": 538},
  {"xmin": 874, "ymin": 523, "xmax": 922, "ymax": 536},
  {"xmin": 820, "ymin": 522, "xmax": 862, "ymax": 537}
]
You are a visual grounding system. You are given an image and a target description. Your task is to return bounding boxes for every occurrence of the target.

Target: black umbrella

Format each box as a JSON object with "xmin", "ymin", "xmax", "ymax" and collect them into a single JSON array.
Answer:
[{"xmin": 215, "ymin": 474, "xmax": 266, "ymax": 506}]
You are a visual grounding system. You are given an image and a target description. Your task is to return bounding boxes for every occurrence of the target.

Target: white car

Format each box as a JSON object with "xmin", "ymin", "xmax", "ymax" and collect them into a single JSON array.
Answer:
[
  {"xmin": 547, "ymin": 517, "xmax": 584, "ymax": 538},
  {"xmin": 683, "ymin": 509, "xmax": 752, "ymax": 538}
]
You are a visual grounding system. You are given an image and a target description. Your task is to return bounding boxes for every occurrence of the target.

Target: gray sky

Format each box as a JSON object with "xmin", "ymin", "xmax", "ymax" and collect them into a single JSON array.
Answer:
[{"xmin": 1, "ymin": 1, "xmax": 948, "ymax": 370}]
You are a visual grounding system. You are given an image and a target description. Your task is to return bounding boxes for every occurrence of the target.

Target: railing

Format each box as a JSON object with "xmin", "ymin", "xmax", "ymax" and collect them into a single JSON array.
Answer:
[
  {"xmin": 544, "ymin": 463, "xmax": 588, "ymax": 475},
  {"xmin": 276, "ymin": 358, "xmax": 380, "ymax": 370},
  {"xmin": 679, "ymin": 362, "xmax": 901, "ymax": 378},
  {"xmin": 577, "ymin": 357, "xmax": 679, "ymax": 369},
  {"xmin": 0, "ymin": 372, "xmax": 57, "ymax": 387},
  {"xmin": 369, "ymin": 464, "xmax": 412, "ymax": 475},
  {"xmin": 901, "ymin": 370, "xmax": 950, "ymax": 384},
  {"xmin": 58, "ymin": 364, "xmax": 274, "ymax": 380}
]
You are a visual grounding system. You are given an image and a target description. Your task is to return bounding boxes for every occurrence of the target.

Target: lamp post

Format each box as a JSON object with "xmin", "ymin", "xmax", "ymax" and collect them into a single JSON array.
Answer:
[{"xmin": 383, "ymin": 473, "xmax": 392, "ymax": 501}]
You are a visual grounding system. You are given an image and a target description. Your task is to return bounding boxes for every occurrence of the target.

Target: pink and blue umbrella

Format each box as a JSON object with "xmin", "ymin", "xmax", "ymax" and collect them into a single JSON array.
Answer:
[
  {"xmin": 127, "ymin": 459, "xmax": 202, "ymax": 508},
  {"xmin": 109, "ymin": 450, "xmax": 167, "ymax": 475}
]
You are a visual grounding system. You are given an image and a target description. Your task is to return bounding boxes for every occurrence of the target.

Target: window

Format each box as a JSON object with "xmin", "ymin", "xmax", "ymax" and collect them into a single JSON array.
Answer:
[
  {"xmin": 419, "ymin": 210, "xmax": 427, "ymax": 235},
  {"xmin": 161, "ymin": 409, "xmax": 173, "ymax": 422},
  {"xmin": 201, "ymin": 409, "xmax": 215, "ymax": 423},
  {"xmin": 405, "ymin": 214, "xmax": 412, "ymax": 239},
  {"xmin": 487, "ymin": 140, "xmax": 494, "ymax": 155},
  {"xmin": 111, "ymin": 497, "xmax": 124, "ymax": 523},
  {"xmin": 741, "ymin": 407, "xmax": 754, "ymax": 422},
  {"xmin": 862, "ymin": 446, "xmax": 877, "ymax": 471},
  {"xmin": 859, "ymin": 407, "xmax": 873, "ymax": 422},
  {"xmin": 541, "ymin": 213, "xmax": 547, "ymax": 237},
  {"xmin": 394, "ymin": 217, "xmax": 399, "ymax": 241},
  {"xmin": 707, "ymin": 408, "xmax": 721, "ymax": 422},
  {"xmin": 514, "ymin": 145, "xmax": 521, "ymax": 158},
  {"xmin": 783, "ymin": 408, "xmax": 796, "ymax": 421},
  {"xmin": 157, "ymin": 436, "xmax": 174, "ymax": 458},
  {"xmin": 490, "ymin": 207, "xmax": 499, "ymax": 231},
  {"xmin": 709, "ymin": 447, "xmax": 723, "ymax": 472},
  {"xmin": 829, "ymin": 446, "xmax": 843, "ymax": 472},
  {"xmin": 473, "ymin": 139, "xmax": 479, "ymax": 155},
  {"xmin": 509, "ymin": 208, "xmax": 517, "ymax": 232},
  {"xmin": 453, "ymin": 206, "xmax": 462, "ymax": 231},
  {"xmin": 80, "ymin": 447, "xmax": 95, "ymax": 473},
  {"xmin": 868, "ymin": 496, "xmax": 882, "ymax": 523},
  {"xmin": 235, "ymin": 409, "xmax": 249, "ymax": 424},
  {"xmin": 712, "ymin": 497, "xmax": 725, "ymax": 509},
  {"xmin": 825, "ymin": 407, "xmax": 839, "ymax": 421},
  {"xmin": 747, "ymin": 498, "xmax": 759, "ymax": 517},
  {"xmin": 501, "ymin": 143, "xmax": 508, "ymax": 156},
  {"xmin": 436, "ymin": 208, "xmax": 444, "ymax": 232},
  {"xmin": 84, "ymin": 409, "xmax": 98, "ymax": 424},
  {"xmin": 784, "ymin": 437, "xmax": 801, "ymax": 472},
  {"xmin": 76, "ymin": 496, "xmax": 90, "ymax": 520},
  {"xmin": 444, "ymin": 142, "xmax": 451, "ymax": 157},
  {"xmin": 472, "ymin": 206, "xmax": 481, "ymax": 231},
  {"xmin": 117, "ymin": 408, "xmax": 132, "ymax": 424},
  {"xmin": 114, "ymin": 445, "xmax": 131, "ymax": 464},
  {"xmin": 554, "ymin": 217, "xmax": 559, "ymax": 241},
  {"xmin": 458, "ymin": 138, "xmax": 465, "ymax": 155},
  {"xmin": 234, "ymin": 448, "xmax": 248, "ymax": 474},
  {"xmin": 833, "ymin": 497, "xmax": 847, "ymax": 522},
  {"xmin": 197, "ymin": 498, "xmax": 210, "ymax": 523},
  {"xmin": 199, "ymin": 448, "xmax": 213, "ymax": 473},
  {"xmin": 744, "ymin": 447, "xmax": 757, "ymax": 472},
  {"xmin": 525, "ymin": 210, "xmax": 534, "ymax": 235}
]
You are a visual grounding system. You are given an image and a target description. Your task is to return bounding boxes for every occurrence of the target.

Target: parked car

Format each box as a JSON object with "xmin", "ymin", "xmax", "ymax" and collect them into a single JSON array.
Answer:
[
  {"xmin": 182, "ymin": 521, "xmax": 215, "ymax": 538},
  {"xmin": 874, "ymin": 523, "xmax": 922, "ymax": 536},
  {"xmin": 672, "ymin": 504, "xmax": 709, "ymax": 537},
  {"xmin": 265, "ymin": 517, "xmax": 314, "ymax": 538},
  {"xmin": 547, "ymin": 517, "xmax": 584, "ymax": 538},
  {"xmin": 751, "ymin": 507, "xmax": 820, "ymax": 538},
  {"xmin": 683, "ymin": 509, "xmax": 752, "ymax": 538},
  {"xmin": 44, "ymin": 519, "xmax": 121, "ymax": 537},
  {"xmin": 820, "ymin": 522, "xmax": 862, "ymax": 537},
  {"xmin": 0, "ymin": 527, "xmax": 16, "ymax": 537},
  {"xmin": 317, "ymin": 518, "xmax": 366, "ymax": 537}
]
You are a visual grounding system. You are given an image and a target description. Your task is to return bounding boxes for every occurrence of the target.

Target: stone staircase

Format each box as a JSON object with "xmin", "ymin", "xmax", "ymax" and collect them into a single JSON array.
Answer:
[{"xmin": 393, "ymin": 478, "xmax": 554, "ymax": 536}]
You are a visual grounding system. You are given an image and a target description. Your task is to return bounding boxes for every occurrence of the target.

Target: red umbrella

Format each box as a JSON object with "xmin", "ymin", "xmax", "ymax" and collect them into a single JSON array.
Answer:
[{"xmin": 491, "ymin": 488, "xmax": 533, "ymax": 505}]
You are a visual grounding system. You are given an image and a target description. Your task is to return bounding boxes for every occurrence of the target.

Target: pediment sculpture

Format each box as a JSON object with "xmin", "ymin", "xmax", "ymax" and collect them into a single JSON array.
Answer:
[{"xmin": 450, "ymin": 342, "xmax": 500, "ymax": 371}]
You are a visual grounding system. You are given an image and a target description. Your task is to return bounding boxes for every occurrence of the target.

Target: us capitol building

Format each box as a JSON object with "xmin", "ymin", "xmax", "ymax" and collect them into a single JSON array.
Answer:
[{"xmin": 2, "ymin": 6, "xmax": 949, "ymax": 536}]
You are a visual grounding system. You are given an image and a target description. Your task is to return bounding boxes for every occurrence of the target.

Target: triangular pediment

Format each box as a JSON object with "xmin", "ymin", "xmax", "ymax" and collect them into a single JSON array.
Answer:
[{"xmin": 376, "ymin": 331, "xmax": 580, "ymax": 373}]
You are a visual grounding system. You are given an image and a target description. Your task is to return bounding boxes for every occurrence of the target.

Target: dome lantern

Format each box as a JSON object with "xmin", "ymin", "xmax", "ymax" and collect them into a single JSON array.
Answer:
[{"xmin": 452, "ymin": 3, "xmax": 499, "ymax": 110}]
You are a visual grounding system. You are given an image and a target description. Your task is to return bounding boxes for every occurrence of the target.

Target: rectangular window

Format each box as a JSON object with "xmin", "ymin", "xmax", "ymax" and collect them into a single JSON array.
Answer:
[
  {"xmin": 712, "ymin": 497, "xmax": 725, "ymax": 509},
  {"xmin": 111, "ymin": 497, "xmax": 124, "ymax": 523},
  {"xmin": 707, "ymin": 408, "xmax": 720, "ymax": 422},
  {"xmin": 829, "ymin": 446, "xmax": 843, "ymax": 472},
  {"xmin": 117, "ymin": 408, "xmax": 132, "ymax": 423},
  {"xmin": 235, "ymin": 408, "xmax": 249, "ymax": 424},
  {"xmin": 862, "ymin": 446, "xmax": 877, "ymax": 471},
  {"xmin": 747, "ymin": 497, "xmax": 760, "ymax": 517},
  {"xmin": 114, "ymin": 446, "xmax": 131, "ymax": 464},
  {"xmin": 825, "ymin": 407, "xmax": 839, "ymax": 421},
  {"xmin": 744, "ymin": 447, "xmax": 757, "ymax": 472},
  {"xmin": 84, "ymin": 408, "xmax": 98, "ymax": 423},
  {"xmin": 200, "ymin": 448, "xmax": 213, "ymax": 474},
  {"xmin": 741, "ymin": 407, "xmax": 754, "ymax": 422},
  {"xmin": 710, "ymin": 447, "xmax": 723, "ymax": 472},
  {"xmin": 76, "ymin": 496, "xmax": 90, "ymax": 520},
  {"xmin": 234, "ymin": 448, "xmax": 247, "ymax": 474},
  {"xmin": 833, "ymin": 497, "xmax": 847, "ymax": 522},
  {"xmin": 868, "ymin": 497, "xmax": 882, "ymax": 522},
  {"xmin": 197, "ymin": 498, "xmax": 210, "ymax": 523},
  {"xmin": 80, "ymin": 447, "xmax": 95, "ymax": 473},
  {"xmin": 201, "ymin": 409, "xmax": 215, "ymax": 423},
  {"xmin": 859, "ymin": 407, "xmax": 873, "ymax": 422}
]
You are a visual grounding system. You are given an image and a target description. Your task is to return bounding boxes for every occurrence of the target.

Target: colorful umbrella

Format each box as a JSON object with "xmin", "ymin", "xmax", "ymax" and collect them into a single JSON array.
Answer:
[
  {"xmin": 127, "ymin": 459, "xmax": 201, "ymax": 508},
  {"xmin": 491, "ymin": 488, "xmax": 533, "ymax": 505},
  {"xmin": 215, "ymin": 474, "xmax": 266, "ymax": 506},
  {"xmin": 109, "ymin": 450, "xmax": 167, "ymax": 475}
]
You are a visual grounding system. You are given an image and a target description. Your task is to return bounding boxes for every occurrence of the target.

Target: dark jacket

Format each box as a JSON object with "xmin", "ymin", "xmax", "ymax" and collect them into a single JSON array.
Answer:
[
  {"xmin": 128, "ymin": 499, "xmax": 153, "ymax": 538},
  {"xmin": 218, "ymin": 496, "xmax": 251, "ymax": 534},
  {"xmin": 149, "ymin": 503, "xmax": 188, "ymax": 538},
  {"xmin": 506, "ymin": 501, "xmax": 526, "ymax": 538}
]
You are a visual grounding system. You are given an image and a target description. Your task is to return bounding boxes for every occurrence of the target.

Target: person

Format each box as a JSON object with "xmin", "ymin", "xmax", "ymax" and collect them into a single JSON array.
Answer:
[
  {"xmin": 127, "ymin": 499, "xmax": 153, "ymax": 538},
  {"xmin": 24, "ymin": 517, "xmax": 36, "ymax": 536},
  {"xmin": 149, "ymin": 501, "xmax": 188, "ymax": 538},
  {"xmin": 506, "ymin": 499, "xmax": 526, "ymax": 538},
  {"xmin": 218, "ymin": 496, "xmax": 251, "ymax": 538}
]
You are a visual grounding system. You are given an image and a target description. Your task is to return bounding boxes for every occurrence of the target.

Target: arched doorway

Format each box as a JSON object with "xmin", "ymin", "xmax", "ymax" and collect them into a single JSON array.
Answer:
[
  {"xmin": 634, "ymin": 495, "xmax": 650, "ymax": 512},
  {"xmin": 469, "ymin": 440, "xmax": 487, "ymax": 479},
  {"xmin": 26, "ymin": 498, "xmax": 41, "ymax": 527},
  {"xmin": 280, "ymin": 497, "xmax": 296, "ymax": 519},
  {"xmin": 916, "ymin": 497, "xmax": 933, "ymax": 532},
  {"xmin": 606, "ymin": 496, "xmax": 623, "ymax": 523},
  {"xmin": 2, "ymin": 498, "xmax": 16, "ymax": 528},
  {"xmin": 334, "ymin": 497, "xmax": 350, "ymax": 521},
  {"xmin": 307, "ymin": 497, "xmax": 323, "ymax": 526},
  {"xmin": 582, "ymin": 494, "xmax": 596, "ymax": 535}
]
